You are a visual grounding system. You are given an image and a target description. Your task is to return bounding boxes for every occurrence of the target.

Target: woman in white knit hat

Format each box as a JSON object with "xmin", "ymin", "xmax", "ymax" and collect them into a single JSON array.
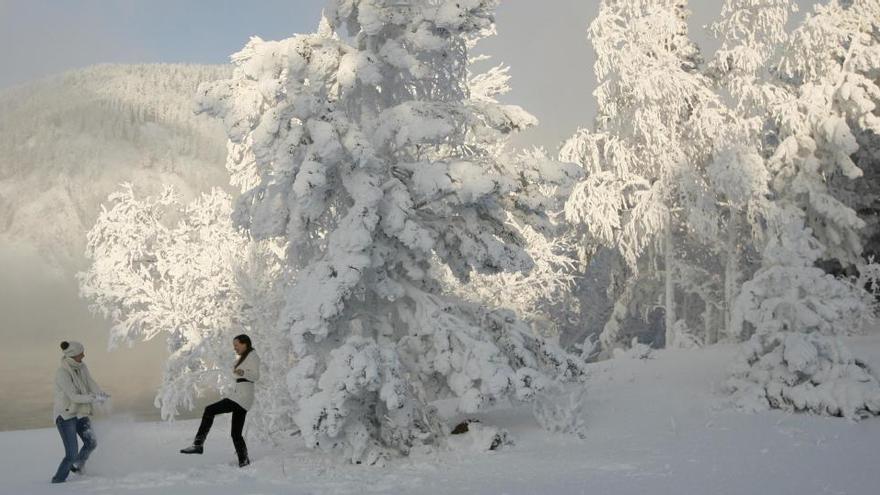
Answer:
[{"xmin": 51, "ymin": 341, "xmax": 109, "ymax": 483}]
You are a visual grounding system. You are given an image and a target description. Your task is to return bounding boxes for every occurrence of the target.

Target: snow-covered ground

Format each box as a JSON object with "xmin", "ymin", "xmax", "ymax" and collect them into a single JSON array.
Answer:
[{"xmin": 4, "ymin": 338, "xmax": 880, "ymax": 495}]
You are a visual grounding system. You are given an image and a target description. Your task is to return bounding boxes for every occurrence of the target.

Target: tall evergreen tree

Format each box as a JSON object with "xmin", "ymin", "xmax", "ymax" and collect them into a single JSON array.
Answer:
[{"xmin": 196, "ymin": 1, "xmax": 585, "ymax": 463}]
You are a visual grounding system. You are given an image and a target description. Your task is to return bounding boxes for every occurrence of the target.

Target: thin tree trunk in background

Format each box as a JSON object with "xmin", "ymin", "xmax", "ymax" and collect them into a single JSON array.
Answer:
[
  {"xmin": 703, "ymin": 303, "xmax": 713, "ymax": 346},
  {"xmin": 722, "ymin": 209, "xmax": 740, "ymax": 343},
  {"xmin": 664, "ymin": 213, "xmax": 676, "ymax": 348}
]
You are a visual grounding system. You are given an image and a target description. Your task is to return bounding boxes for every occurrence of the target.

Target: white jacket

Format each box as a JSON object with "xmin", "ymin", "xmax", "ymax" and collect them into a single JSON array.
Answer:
[
  {"xmin": 53, "ymin": 363, "xmax": 99, "ymax": 421},
  {"xmin": 226, "ymin": 351, "xmax": 260, "ymax": 411}
]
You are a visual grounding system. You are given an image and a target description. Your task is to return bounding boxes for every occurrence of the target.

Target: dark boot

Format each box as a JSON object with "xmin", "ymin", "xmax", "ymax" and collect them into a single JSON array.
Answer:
[
  {"xmin": 180, "ymin": 436, "xmax": 205, "ymax": 454},
  {"xmin": 237, "ymin": 448, "xmax": 250, "ymax": 467}
]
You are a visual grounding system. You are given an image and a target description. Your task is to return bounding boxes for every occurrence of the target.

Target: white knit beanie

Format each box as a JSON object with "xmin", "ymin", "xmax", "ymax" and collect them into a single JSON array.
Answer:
[{"xmin": 61, "ymin": 341, "xmax": 84, "ymax": 358}]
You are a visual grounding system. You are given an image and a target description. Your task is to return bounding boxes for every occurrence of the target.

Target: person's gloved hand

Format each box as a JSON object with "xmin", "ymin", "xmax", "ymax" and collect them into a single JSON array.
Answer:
[{"xmin": 93, "ymin": 392, "xmax": 111, "ymax": 404}]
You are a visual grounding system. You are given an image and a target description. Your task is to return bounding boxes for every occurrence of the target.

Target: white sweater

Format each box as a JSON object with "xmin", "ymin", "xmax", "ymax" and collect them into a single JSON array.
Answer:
[
  {"xmin": 226, "ymin": 351, "xmax": 261, "ymax": 411},
  {"xmin": 53, "ymin": 364, "xmax": 99, "ymax": 421}
]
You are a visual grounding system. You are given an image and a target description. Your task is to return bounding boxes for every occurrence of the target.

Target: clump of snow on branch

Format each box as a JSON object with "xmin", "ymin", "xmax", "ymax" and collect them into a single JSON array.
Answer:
[{"xmin": 449, "ymin": 148, "xmax": 582, "ymax": 337}]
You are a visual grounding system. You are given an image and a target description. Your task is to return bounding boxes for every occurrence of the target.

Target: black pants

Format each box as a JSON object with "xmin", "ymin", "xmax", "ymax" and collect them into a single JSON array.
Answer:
[{"xmin": 195, "ymin": 398, "xmax": 248, "ymax": 457}]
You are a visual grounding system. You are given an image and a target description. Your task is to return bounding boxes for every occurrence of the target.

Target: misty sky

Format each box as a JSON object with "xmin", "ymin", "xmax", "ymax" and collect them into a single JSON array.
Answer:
[
  {"xmin": 0, "ymin": 0, "xmax": 814, "ymax": 430},
  {"xmin": 0, "ymin": 0, "xmax": 813, "ymax": 149}
]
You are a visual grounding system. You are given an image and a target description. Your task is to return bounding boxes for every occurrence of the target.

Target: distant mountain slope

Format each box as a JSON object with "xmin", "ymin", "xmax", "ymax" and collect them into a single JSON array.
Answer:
[{"xmin": 0, "ymin": 63, "xmax": 232, "ymax": 271}]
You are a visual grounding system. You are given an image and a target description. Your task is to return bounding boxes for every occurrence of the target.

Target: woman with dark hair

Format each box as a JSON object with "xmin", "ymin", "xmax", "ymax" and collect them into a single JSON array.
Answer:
[
  {"xmin": 51, "ymin": 341, "xmax": 109, "ymax": 483},
  {"xmin": 180, "ymin": 334, "xmax": 260, "ymax": 467}
]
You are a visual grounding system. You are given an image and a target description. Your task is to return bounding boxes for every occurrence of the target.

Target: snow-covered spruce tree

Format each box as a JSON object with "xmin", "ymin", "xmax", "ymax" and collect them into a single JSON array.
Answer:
[
  {"xmin": 78, "ymin": 185, "xmax": 253, "ymax": 419},
  {"xmin": 727, "ymin": 219, "xmax": 880, "ymax": 419},
  {"xmin": 197, "ymin": 2, "xmax": 586, "ymax": 463},
  {"xmin": 563, "ymin": 0, "xmax": 730, "ymax": 352}
]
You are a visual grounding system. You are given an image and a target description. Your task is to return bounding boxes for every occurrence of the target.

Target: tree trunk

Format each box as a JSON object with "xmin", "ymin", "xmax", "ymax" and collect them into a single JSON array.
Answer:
[
  {"xmin": 703, "ymin": 303, "xmax": 712, "ymax": 346},
  {"xmin": 664, "ymin": 214, "xmax": 676, "ymax": 348},
  {"xmin": 722, "ymin": 209, "xmax": 740, "ymax": 343}
]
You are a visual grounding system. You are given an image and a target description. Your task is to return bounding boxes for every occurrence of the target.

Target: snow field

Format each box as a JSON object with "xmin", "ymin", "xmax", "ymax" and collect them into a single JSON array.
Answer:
[{"xmin": 4, "ymin": 339, "xmax": 879, "ymax": 494}]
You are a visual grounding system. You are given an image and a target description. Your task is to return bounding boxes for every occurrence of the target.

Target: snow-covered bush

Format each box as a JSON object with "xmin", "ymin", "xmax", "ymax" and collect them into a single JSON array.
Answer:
[
  {"xmin": 612, "ymin": 337, "xmax": 654, "ymax": 361},
  {"xmin": 532, "ymin": 386, "xmax": 588, "ymax": 439},
  {"xmin": 446, "ymin": 421, "xmax": 513, "ymax": 452},
  {"xmin": 727, "ymin": 222, "xmax": 880, "ymax": 419},
  {"xmin": 669, "ymin": 320, "xmax": 703, "ymax": 350}
]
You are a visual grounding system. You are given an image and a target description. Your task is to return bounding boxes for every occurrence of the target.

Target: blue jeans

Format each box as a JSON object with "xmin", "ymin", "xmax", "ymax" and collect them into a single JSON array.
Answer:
[{"xmin": 51, "ymin": 416, "xmax": 97, "ymax": 483}]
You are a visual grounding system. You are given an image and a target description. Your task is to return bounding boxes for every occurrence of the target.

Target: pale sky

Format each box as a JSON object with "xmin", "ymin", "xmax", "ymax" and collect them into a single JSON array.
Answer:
[{"xmin": 0, "ymin": 0, "xmax": 813, "ymax": 148}]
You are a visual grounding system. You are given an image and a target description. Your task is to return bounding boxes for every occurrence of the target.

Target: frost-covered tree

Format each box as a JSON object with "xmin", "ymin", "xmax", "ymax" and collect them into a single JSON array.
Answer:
[
  {"xmin": 80, "ymin": 182, "xmax": 290, "ymax": 433},
  {"xmin": 563, "ymin": 0, "xmax": 729, "ymax": 351},
  {"xmin": 196, "ymin": 2, "xmax": 586, "ymax": 463},
  {"xmin": 79, "ymin": 185, "xmax": 251, "ymax": 419},
  {"xmin": 706, "ymin": 0, "xmax": 794, "ymax": 340}
]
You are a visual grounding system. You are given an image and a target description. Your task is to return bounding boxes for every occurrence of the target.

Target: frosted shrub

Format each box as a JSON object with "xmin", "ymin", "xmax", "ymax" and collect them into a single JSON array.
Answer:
[
  {"xmin": 532, "ymin": 386, "xmax": 589, "ymax": 439},
  {"xmin": 727, "ymin": 223, "xmax": 880, "ymax": 419}
]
